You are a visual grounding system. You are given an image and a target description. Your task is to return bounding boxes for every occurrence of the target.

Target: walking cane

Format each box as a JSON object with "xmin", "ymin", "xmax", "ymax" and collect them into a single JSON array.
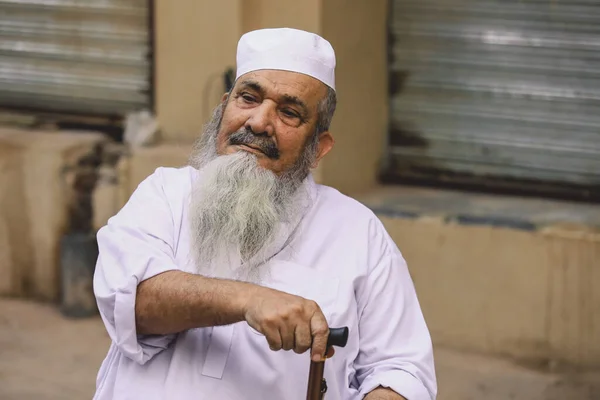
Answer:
[{"xmin": 306, "ymin": 326, "xmax": 349, "ymax": 400}]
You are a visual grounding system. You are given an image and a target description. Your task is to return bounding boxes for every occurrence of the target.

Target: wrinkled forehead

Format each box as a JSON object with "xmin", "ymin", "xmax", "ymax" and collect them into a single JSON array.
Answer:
[{"xmin": 233, "ymin": 70, "xmax": 328, "ymax": 108}]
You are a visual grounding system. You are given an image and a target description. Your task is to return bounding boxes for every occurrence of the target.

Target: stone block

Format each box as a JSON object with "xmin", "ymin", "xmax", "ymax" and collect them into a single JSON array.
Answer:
[
  {"xmin": 363, "ymin": 185, "xmax": 600, "ymax": 368},
  {"xmin": 381, "ymin": 216, "xmax": 552, "ymax": 362},
  {"xmin": 0, "ymin": 128, "xmax": 106, "ymax": 300},
  {"xmin": 0, "ymin": 140, "xmax": 31, "ymax": 296}
]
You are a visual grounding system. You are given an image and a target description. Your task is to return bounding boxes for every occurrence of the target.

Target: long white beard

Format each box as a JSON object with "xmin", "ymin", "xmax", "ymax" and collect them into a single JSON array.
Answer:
[{"xmin": 187, "ymin": 104, "xmax": 315, "ymax": 284}]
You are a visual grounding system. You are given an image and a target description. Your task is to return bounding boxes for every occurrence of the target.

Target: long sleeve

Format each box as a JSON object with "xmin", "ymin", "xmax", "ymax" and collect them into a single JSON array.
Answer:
[
  {"xmin": 93, "ymin": 168, "xmax": 181, "ymax": 365},
  {"xmin": 354, "ymin": 222, "xmax": 437, "ymax": 400}
]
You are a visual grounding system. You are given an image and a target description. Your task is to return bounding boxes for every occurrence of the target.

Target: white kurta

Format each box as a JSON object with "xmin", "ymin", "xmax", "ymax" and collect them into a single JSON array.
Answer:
[{"xmin": 93, "ymin": 166, "xmax": 437, "ymax": 400}]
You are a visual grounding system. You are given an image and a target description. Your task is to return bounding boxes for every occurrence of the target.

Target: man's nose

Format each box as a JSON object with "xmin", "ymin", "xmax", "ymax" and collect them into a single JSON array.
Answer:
[{"xmin": 245, "ymin": 102, "xmax": 275, "ymax": 137}]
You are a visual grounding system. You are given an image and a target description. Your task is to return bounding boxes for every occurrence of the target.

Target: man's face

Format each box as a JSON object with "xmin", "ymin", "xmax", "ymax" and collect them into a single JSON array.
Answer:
[{"xmin": 216, "ymin": 70, "xmax": 334, "ymax": 175}]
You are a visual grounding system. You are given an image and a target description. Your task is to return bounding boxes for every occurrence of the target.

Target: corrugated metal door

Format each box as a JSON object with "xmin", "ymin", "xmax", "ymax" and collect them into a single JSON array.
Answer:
[
  {"xmin": 0, "ymin": 0, "xmax": 151, "ymax": 116},
  {"xmin": 388, "ymin": 0, "xmax": 600, "ymax": 191}
]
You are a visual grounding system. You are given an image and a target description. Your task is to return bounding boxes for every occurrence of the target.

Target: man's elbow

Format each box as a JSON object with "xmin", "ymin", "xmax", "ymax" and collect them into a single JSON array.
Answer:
[
  {"xmin": 135, "ymin": 279, "xmax": 161, "ymax": 335},
  {"xmin": 134, "ymin": 296, "xmax": 153, "ymax": 335}
]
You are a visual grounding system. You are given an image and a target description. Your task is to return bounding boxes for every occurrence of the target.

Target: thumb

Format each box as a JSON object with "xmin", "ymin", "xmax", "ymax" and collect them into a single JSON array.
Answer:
[{"xmin": 310, "ymin": 315, "xmax": 329, "ymax": 362}]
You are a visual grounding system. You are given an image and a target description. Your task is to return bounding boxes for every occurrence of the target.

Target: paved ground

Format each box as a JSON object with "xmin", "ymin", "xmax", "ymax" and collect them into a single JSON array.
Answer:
[{"xmin": 1, "ymin": 298, "xmax": 599, "ymax": 400}]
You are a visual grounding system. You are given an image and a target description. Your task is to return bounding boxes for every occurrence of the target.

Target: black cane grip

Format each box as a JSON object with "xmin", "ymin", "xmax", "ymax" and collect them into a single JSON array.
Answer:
[{"xmin": 327, "ymin": 327, "xmax": 349, "ymax": 348}]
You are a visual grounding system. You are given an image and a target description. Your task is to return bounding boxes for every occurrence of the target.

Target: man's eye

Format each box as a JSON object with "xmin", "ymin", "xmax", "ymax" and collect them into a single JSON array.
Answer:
[
  {"xmin": 241, "ymin": 93, "xmax": 256, "ymax": 103},
  {"xmin": 281, "ymin": 109, "xmax": 300, "ymax": 119}
]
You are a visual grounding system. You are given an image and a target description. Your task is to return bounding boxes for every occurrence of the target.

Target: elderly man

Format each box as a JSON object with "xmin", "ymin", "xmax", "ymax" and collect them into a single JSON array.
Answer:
[{"xmin": 93, "ymin": 28, "xmax": 436, "ymax": 399}]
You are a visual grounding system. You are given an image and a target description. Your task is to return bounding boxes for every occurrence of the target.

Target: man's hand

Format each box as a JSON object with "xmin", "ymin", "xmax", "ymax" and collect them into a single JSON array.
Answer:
[
  {"xmin": 135, "ymin": 271, "xmax": 330, "ymax": 361},
  {"xmin": 243, "ymin": 285, "xmax": 329, "ymax": 362},
  {"xmin": 364, "ymin": 387, "xmax": 407, "ymax": 400}
]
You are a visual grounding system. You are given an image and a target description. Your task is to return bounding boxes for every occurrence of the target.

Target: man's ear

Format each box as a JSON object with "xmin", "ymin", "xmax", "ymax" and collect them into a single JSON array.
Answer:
[
  {"xmin": 221, "ymin": 92, "xmax": 229, "ymax": 103},
  {"xmin": 311, "ymin": 131, "xmax": 334, "ymax": 169}
]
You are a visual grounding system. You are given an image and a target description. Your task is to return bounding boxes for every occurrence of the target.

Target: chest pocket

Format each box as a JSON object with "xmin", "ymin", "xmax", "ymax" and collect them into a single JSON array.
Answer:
[{"xmin": 250, "ymin": 260, "xmax": 340, "ymax": 333}]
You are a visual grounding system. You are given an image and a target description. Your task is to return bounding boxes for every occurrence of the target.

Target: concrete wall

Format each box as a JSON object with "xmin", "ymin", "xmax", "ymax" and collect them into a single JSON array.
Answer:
[
  {"xmin": 0, "ymin": 128, "xmax": 106, "ymax": 300},
  {"xmin": 154, "ymin": 0, "xmax": 240, "ymax": 144},
  {"xmin": 320, "ymin": 0, "xmax": 389, "ymax": 194},
  {"xmin": 381, "ymin": 216, "xmax": 600, "ymax": 368},
  {"xmin": 241, "ymin": 0, "xmax": 321, "ymax": 33},
  {"xmin": 0, "ymin": 140, "xmax": 30, "ymax": 296}
]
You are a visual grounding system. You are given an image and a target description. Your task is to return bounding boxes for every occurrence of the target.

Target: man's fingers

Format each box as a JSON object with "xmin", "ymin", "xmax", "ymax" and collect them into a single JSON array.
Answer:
[
  {"xmin": 280, "ymin": 324, "xmax": 295, "ymax": 351},
  {"xmin": 245, "ymin": 291, "xmax": 331, "ymax": 358},
  {"xmin": 293, "ymin": 323, "xmax": 312, "ymax": 354},
  {"xmin": 263, "ymin": 326, "xmax": 283, "ymax": 351},
  {"xmin": 325, "ymin": 346, "xmax": 335, "ymax": 358},
  {"xmin": 310, "ymin": 314, "xmax": 329, "ymax": 362}
]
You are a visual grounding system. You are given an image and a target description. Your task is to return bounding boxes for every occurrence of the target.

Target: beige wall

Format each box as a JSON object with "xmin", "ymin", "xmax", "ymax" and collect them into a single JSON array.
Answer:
[
  {"xmin": 382, "ymin": 216, "xmax": 600, "ymax": 368},
  {"xmin": 0, "ymin": 128, "xmax": 106, "ymax": 300},
  {"xmin": 320, "ymin": 0, "xmax": 389, "ymax": 194},
  {"xmin": 0, "ymin": 141, "xmax": 30, "ymax": 296},
  {"xmin": 154, "ymin": 0, "xmax": 388, "ymax": 194},
  {"xmin": 155, "ymin": 0, "xmax": 241, "ymax": 144},
  {"xmin": 241, "ymin": 0, "xmax": 321, "ymax": 34}
]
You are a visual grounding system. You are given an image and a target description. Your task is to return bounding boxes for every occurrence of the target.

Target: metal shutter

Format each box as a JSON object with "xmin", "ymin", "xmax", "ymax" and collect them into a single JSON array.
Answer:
[
  {"xmin": 387, "ymin": 0, "xmax": 600, "ymax": 191},
  {"xmin": 0, "ymin": 0, "xmax": 151, "ymax": 116}
]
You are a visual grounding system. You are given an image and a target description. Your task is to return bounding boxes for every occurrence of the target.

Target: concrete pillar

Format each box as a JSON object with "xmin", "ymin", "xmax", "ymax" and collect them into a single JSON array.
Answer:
[
  {"xmin": 542, "ymin": 228, "xmax": 600, "ymax": 368},
  {"xmin": 154, "ymin": 0, "xmax": 241, "ymax": 144},
  {"xmin": 320, "ymin": 0, "xmax": 389, "ymax": 195},
  {"xmin": 241, "ymin": 0, "xmax": 320, "ymax": 34},
  {"xmin": 0, "ymin": 139, "xmax": 31, "ymax": 296}
]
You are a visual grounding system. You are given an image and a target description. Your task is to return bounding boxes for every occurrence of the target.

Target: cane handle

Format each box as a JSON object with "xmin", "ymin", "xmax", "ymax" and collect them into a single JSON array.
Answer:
[{"xmin": 326, "ymin": 327, "xmax": 349, "ymax": 349}]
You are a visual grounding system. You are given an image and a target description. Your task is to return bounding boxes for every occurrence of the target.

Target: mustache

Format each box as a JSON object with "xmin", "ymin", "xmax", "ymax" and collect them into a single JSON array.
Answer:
[{"xmin": 228, "ymin": 128, "xmax": 280, "ymax": 160}]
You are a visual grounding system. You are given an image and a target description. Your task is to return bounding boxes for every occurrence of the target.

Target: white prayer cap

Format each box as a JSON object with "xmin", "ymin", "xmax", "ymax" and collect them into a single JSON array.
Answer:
[{"xmin": 235, "ymin": 28, "xmax": 336, "ymax": 91}]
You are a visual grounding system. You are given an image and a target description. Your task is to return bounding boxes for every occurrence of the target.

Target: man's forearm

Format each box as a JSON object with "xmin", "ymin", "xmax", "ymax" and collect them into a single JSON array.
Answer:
[
  {"xmin": 365, "ymin": 387, "xmax": 407, "ymax": 400},
  {"xmin": 135, "ymin": 270, "xmax": 256, "ymax": 335}
]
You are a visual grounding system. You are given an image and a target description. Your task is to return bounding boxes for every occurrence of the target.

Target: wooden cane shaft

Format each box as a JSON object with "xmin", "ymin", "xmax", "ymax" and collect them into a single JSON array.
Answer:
[{"xmin": 306, "ymin": 360, "xmax": 326, "ymax": 400}]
